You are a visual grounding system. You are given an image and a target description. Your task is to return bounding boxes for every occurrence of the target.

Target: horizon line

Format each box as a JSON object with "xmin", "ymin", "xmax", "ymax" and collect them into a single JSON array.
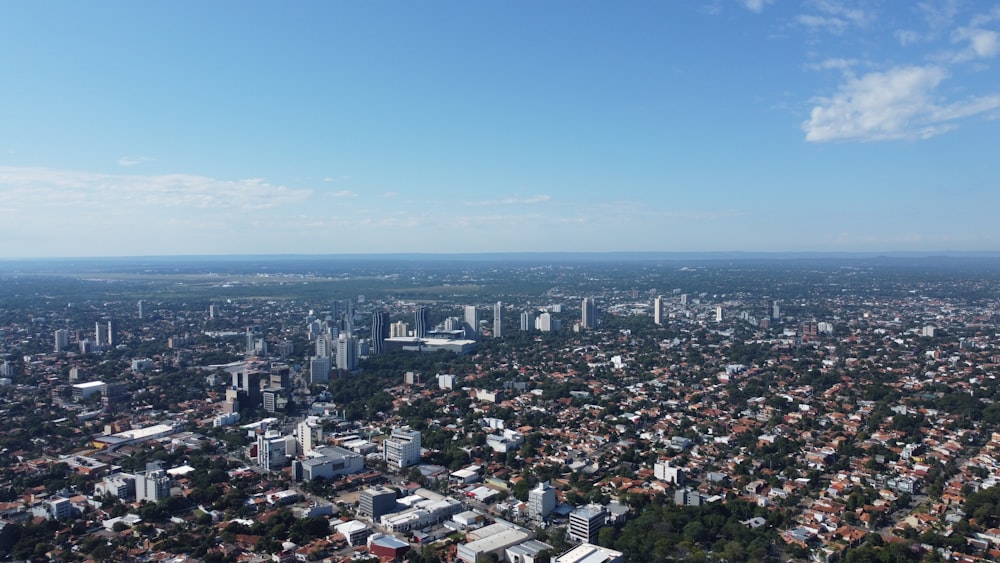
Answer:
[{"xmin": 4, "ymin": 250, "xmax": 1000, "ymax": 262}]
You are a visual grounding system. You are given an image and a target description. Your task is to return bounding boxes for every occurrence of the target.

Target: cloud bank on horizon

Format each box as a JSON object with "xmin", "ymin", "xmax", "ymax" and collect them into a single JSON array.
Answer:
[{"xmin": 0, "ymin": 1, "xmax": 998, "ymax": 257}]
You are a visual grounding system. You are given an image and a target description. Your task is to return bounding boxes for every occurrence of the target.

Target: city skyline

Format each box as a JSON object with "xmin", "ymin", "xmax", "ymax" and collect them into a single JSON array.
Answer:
[{"xmin": 2, "ymin": 1, "xmax": 999, "ymax": 258}]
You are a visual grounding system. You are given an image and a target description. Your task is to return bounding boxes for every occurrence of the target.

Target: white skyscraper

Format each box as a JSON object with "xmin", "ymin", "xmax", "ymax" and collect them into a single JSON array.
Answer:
[
  {"xmin": 296, "ymin": 419, "xmax": 323, "ymax": 454},
  {"xmin": 653, "ymin": 296, "xmax": 664, "ymax": 326},
  {"xmin": 581, "ymin": 297, "xmax": 596, "ymax": 329},
  {"xmin": 464, "ymin": 305, "xmax": 479, "ymax": 340},
  {"xmin": 336, "ymin": 334, "xmax": 358, "ymax": 371},
  {"xmin": 493, "ymin": 301, "xmax": 503, "ymax": 338},
  {"xmin": 521, "ymin": 311, "xmax": 533, "ymax": 331},
  {"xmin": 536, "ymin": 312, "xmax": 553, "ymax": 332},
  {"xmin": 315, "ymin": 334, "xmax": 332, "ymax": 358},
  {"xmin": 54, "ymin": 329, "xmax": 69, "ymax": 353},
  {"xmin": 95, "ymin": 322, "xmax": 108, "ymax": 347}
]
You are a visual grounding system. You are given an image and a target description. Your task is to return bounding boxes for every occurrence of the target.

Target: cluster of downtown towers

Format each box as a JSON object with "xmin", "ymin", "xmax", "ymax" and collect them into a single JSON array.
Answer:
[{"xmin": 369, "ymin": 297, "xmax": 599, "ymax": 354}]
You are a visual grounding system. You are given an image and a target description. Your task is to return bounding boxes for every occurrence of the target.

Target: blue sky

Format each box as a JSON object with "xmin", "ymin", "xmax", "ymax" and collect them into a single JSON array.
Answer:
[{"xmin": 1, "ymin": 1, "xmax": 999, "ymax": 257}]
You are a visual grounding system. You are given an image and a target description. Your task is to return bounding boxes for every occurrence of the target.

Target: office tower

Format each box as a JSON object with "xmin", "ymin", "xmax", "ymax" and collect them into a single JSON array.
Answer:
[
  {"xmin": 309, "ymin": 356, "xmax": 331, "ymax": 384},
  {"xmin": 568, "ymin": 504, "xmax": 607, "ymax": 544},
  {"xmin": 536, "ymin": 312, "xmax": 553, "ymax": 332},
  {"xmin": 383, "ymin": 427, "xmax": 421, "ymax": 468},
  {"xmin": 315, "ymin": 334, "xmax": 332, "ymax": 358},
  {"xmin": 680, "ymin": 293, "xmax": 688, "ymax": 305},
  {"xmin": 232, "ymin": 370, "xmax": 262, "ymax": 408},
  {"xmin": 371, "ymin": 311, "xmax": 390, "ymax": 355},
  {"xmin": 107, "ymin": 319, "xmax": 119, "ymax": 347},
  {"xmin": 528, "ymin": 481, "xmax": 556, "ymax": 521},
  {"xmin": 342, "ymin": 299, "xmax": 354, "ymax": 333},
  {"xmin": 209, "ymin": 304, "xmax": 219, "ymax": 319},
  {"xmin": 521, "ymin": 311, "xmax": 533, "ymax": 331},
  {"xmin": 54, "ymin": 329, "xmax": 69, "ymax": 353},
  {"xmin": 772, "ymin": 301, "xmax": 780, "ymax": 320},
  {"xmin": 581, "ymin": 297, "xmax": 596, "ymax": 329},
  {"xmin": 245, "ymin": 328, "xmax": 256, "ymax": 355},
  {"xmin": 463, "ymin": 305, "xmax": 478, "ymax": 340},
  {"xmin": 95, "ymin": 322, "xmax": 108, "ymax": 346},
  {"xmin": 654, "ymin": 295, "xmax": 664, "ymax": 326},
  {"xmin": 336, "ymin": 334, "xmax": 358, "ymax": 371},
  {"xmin": 414, "ymin": 306, "xmax": 430, "ymax": 339},
  {"xmin": 137, "ymin": 299, "xmax": 145, "ymax": 319},
  {"xmin": 493, "ymin": 301, "xmax": 504, "ymax": 338},
  {"xmin": 262, "ymin": 387, "xmax": 285, "ymax": 413},
  {"xmin": 270, "ymin": 363, "xmax": 290, "ymax": 388},
  {"xmin": 715, "ymin": 306, "xmax": 724, "ymax": 323},
  {"xmin": 257, "ymin": 429, "xmax": 288, "ymax": 470},
  {"xmin": 359, "ymin": 486, "xmax": 398, "ymax": 520},
  {"xmin": 390, "ymin": 321, "xmax": 408, "ymax": 338}
]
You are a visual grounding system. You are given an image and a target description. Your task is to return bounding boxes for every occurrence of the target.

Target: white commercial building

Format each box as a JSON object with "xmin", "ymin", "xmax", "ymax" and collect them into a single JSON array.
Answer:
[
  {"xmin": 528, "ymin": 481, "xmax": 556, "ymax": 521},
  {"xmin": 383, "ymin": 427, "xmax": 421, "ymax": 469}
]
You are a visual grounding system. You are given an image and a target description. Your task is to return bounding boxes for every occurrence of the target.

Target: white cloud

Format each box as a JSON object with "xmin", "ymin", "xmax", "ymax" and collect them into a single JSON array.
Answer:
[
  {"xmin": 918, "ymin": 0, "xmax": 961, "ymax": 33},
  {"xmin": 951, "ymin": 26, "xmax": 1000, "ymax": 61},
  {"xmin": 803, "ymin": 65, "xmax": 1000, "ymax": 142},
  {"xmin": 796, "ymin": 0, "xmax": 874, "ymax": 34},
  {"xmin": 0, "ymin": 166, "xmax": 311, "ymax": 211},
  {"xmin": 466, "ymin": 195, "xmax": 552, "ymax": 206},
  {"xmin": 330, "ymin": 190, "xmax": 358, "ymax": 198},
  {"xmin": 117, "ymin": 156, "xmax": 153, "ymax": 167},
  {"xmin": 741, "ymin": 0, "xmax": 774, "ymax": 14},
  {"xmin": 894, "ymin": 29, "xmax": 923, "ymax": 46},
  {"xmin": 805, "ymin": 58, "xmax": 858, "ymax": 71}
]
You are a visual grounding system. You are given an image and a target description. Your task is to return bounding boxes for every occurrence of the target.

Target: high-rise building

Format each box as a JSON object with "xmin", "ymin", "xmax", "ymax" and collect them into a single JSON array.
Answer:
[
  {"xmin": 136, "ymin": 470, "xmax": 171, "ymax": 503},
  {"xmin": 653, "ymin": 296, "xmax": 664, "ymax": 326},
  {"xmin": 95, "ymin": 322, "xmax": 108, "ymax": 347},
  {"xmin": 54, "ymin": 329, "xmax": 69, "ymax": 353},
  {"xmin": 528, "ymin": 481, "xmax": 556, "ymax": 521},
  {"xmin": 232, "ymin": 370, "xmax": 262, "ymax": 408},
  {"xmin": 581, "ymin": 298, "xmax": 596, "ymax": 329},
  {"xmin": 801, "ymin": 321, "xmax": 819, "ymax": 342},
  {"xmin": 359, "ymin": 486, "xmax": 398, "ymax": 520},
  {"xmin": 383, "ymin": 427, "xmax": 421, "ymax": 469},
  {"xmin": 137, "ymin": 299, "xmax": 145, "ymax": 319},
  {"xmin": 463, "ymin": 306, "xmax": 478, "ymax": 340},
  {"xmin": 336, "ymin": 334, "xmax": 359, "ymax": 371},
  {"xmin": 315, "ymin": 334, "xmax": 332, "ymax": 358},
  {"xmin": 536, "ymin": 312, "xmax": 554, "ymax": 332},
  {"xmin": 296, "ymin": 419, "xmax": 323, "ymax": 454},
  {"xmin": 209, "ymin": 304, "xmax": 220, "ymax": 319},
  {"xmin": 371, "ymin": 311, "xmax": 390, "ymax": 355},
  {"xmin": 715, "ymin": 306, "xmax": 724, "ymax": 323},
  {"xmin": 414, "ymin": 306, "xmax": 430, "ymax": 339},
  {"xmin": 680, "ymin": 294, "xmax": 688, "ymax": 306},
  {"xmin": 390, "ymin": 321, "xmax": 408, "ymax": 338},
  {"xmin": 521, "ymin": 311, "xmax": 534, "ymax": 331},
  {"xmin": 107, "ymin": 319, "xmax": 119, "ymax": 347},
  {"xmin": 257, "ymin": 429, "xmax": 288, "ymax": 470},
  {"xmin": 568, "ymin": 504, "xmax": 606, "ymax": 544},
  {"xmin": 493, "ymin": 302, "xmax": 504, "ymax": 338},
  {"xmin": 772, "ymin": 301, "xmax": 780, "ymax": 320},
  {"xmin": 309, "ymin": 356, "xmax": 331, "ymax": 384}
]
